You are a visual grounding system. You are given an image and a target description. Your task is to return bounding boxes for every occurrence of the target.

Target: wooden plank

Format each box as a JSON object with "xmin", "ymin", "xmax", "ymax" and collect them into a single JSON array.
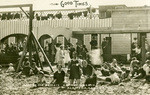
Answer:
[
  {"xmin": 32, "ymin": 39, "xmax": 43, "ymax": 70},
  {"xmin": 141, "ymin": 36, "xmax": 146, "ymax": 64},
  {"xmin": 16, "ymin": 32, "xmax": 30, "ymax": 72},
  {"xmin": 31, "ymin": 32, "xmax": 53, "ymax": 72}
]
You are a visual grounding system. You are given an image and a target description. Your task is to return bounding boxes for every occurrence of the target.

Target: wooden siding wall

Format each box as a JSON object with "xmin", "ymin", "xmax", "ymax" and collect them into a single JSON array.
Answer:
[
  {"xmin": 0, "ymin": 18, "xmax": 112, "ymax": 40},
  {"xmin": 112, "ymin": 10, "xmax": 149, "ymax": 30}
]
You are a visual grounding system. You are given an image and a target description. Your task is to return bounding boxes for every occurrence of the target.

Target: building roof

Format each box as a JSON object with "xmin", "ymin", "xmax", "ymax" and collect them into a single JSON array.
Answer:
[{"xmin": 73, "ymin": 28, "xmax": 150, "ymax": 34}]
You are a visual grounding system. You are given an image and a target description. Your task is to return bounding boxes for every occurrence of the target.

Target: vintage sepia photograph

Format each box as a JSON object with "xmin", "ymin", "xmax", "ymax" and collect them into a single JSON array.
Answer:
[{"xmin": 0, "ymin": 0, "xmax": 150, "ymax": 94}]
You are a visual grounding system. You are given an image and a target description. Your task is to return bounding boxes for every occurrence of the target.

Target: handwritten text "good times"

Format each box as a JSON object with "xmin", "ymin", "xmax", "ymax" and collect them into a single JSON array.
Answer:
[{"xmin": 60, "ymin": 0, "xmax": 88, "ymax": 7}]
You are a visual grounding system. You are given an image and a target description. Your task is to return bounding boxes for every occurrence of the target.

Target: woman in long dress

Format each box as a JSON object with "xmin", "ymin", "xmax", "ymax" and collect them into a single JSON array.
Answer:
[
  {"xmin": 54, "ymin": 45, "xmax": 61, "ymax": 64},
  {"xmin": 64, "ymin": 46, "xmax": 71, "ymax": 66}
]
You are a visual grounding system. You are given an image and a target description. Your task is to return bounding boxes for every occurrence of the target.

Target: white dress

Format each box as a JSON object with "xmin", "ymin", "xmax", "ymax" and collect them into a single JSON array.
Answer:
[
  {"xmin": 89, "ymin": 49, "xmax": 103, "ymax": 65},
  {"xmin": 64, "ymin": 50, "xmax": 71, "ymax": 63},
  {"xmin": 39, "ymin": 51, "xmax": 44, "ymax": 62},
  {"xmin": 55, "ymin": 47, "xmax": 61, "ymax": 63}
]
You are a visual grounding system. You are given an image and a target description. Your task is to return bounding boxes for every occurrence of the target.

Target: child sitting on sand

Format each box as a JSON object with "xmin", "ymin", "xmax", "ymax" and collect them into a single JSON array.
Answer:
[
  {"xmin": 130, "ymin": 59, "xmax": 140, "ymax": 77},
  {"xmin": 34, "ymin": 71, "xmax": 46, "ymax": 87},
  {"xmin": 101, "ymin": 62, "xmax": 111, "ymax": 76},
  {"xmin": 51, "ymin": 64, "xmax": 65, "ymax": 86},
  {"xmin": 143, "ymin": 60, "xmax": 150, "ymax": 83},
  {"xmin": 120, "ymin": 67, "xmax": 131, "ymax": 82},
  {"xmin": 37, "ymin": 71, "xmax": 46, "ymax": 83},
  {"xmin": 109, "ymin": 70, "xmax": 120, "ymax": 85},
  {"xmin": 6, "ymin": 63, "xmax": 15, "ymax": 73},
  {"xmin": 98, "ymin": 70, "xmax": 120, "ymax": 85}
]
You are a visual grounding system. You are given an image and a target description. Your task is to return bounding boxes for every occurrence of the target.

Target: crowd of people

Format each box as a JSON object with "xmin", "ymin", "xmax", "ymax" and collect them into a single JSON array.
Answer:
[
  {"xmin": 0, "ymin": 42, "xmax": 25, "ymax": 56},
  {"xmin": 1, "ymin": 37, "xmax": 150, "ymax": 89}
]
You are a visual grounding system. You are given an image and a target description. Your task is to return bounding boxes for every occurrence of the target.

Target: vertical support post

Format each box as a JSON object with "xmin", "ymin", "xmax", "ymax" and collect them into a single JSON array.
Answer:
[
  {"xmin": 29, "ymin": 5, "xmax": 33, "ymax": 65},
  {"xmin": 32, "ymin": 39, "xmax": 43, "ymax": 70},
  {"xmin": 99, "ymin": 34, "xmax": 101, "ymax": 48},
  {"xmin": 141, "ymin": 36, "xmax": 146, "ymax": 64},
  {"xmin": 89, "ymin": 5, "xmax": 92, "ymax": 19},
  {"xmin": 130, "ymin": 33, "xmax": 132, "ymax": 57},
  {"xmin": 16, "ymin": 32, "xmax": 31, "ymax": 72}
]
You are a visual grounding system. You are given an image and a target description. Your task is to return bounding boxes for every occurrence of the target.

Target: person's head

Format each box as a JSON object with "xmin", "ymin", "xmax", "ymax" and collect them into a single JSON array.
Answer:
[
  {"xmin": 83, "ymin": 45, "xmax": 86, "ymax": 48},
  {"xmin": 137, "ymin": 45, "xmax": 140, "ymax": 49},
  {"xmin": 57, "ymin": 64, "xmax": 62, "ymax": 71},
  {"xmin": 146, "ymin": 60, "xmax": 150, "ymax": 66},
  {"xmin": 1, "ymin": 50, "xmax": 5, "ymax": 53},
  {"xmin": 65, "ymin": 46, "xmax": 69, "ymax": 50},
  {"xmin": 132, "ymin": 60, "xmax": 140, "ymax": 67},
  {"xmin": 38, "ymin": 71, "xmax": 44, "ymax": 78},
  {"xmin": 112, "ymin": 58, "xmax": 117, "ymax": 65},
  {"xmin": 125, "ymin": 69, "xmax": 130, "ymax": 74},
  {"xmin": 56, "ymin": 43, "xmax": 61, "ymax": 47},
  {"xmin": 9, "ymin": 63, "xmax": 13, "ymax": 67},
  {"xmin": 132, "ymin": 57, "xmax": 137, "ymax": 61},
  {"xmin": 103, "ymin": 38, "xmax": 106, "ymax": 41},
  {"xmin": 72, "ymin": 52, "xmax": 77, "ymax": 59},
  {"xmin": 110, "ymin": 70, "xmax": 115, "ymax": 74},
  {"xmin": 70, "ymin": 44, "xmax": 73, "ymax": 48},
  {"xmin": 46, "ymin": 41, "xmax": 49, "ymax": 44},
  {"xmin": 19, "ymin": 47, "xmax": 23, "ymax": 51},
  {"xmin": 25, "ymin": 58, "xmax": 28, "ymax": 62},
  {"xmin": 121, "ymin": 66, "xmax": 127, "ymax": 71},
  {"xmin": 134, "ymin": 37, "xmax": 137, "ymax": 41},
  {"xmin": 24, "ymin": 61, "xmax": 30, "ymax": 67},
  {"xmin": 60, "ymin": 45, "xmax": 64, "ymax": 50},
  {"xmin": 82, "ymin": 60, "xmax": 88, "ymax": 67},
  {"xmin": 33, "ymin": 62, "xmax": 36, "ymax": 67},
  {"xmin": 78, "ymin": 55, "xmax": 82, "ymax": 59}
]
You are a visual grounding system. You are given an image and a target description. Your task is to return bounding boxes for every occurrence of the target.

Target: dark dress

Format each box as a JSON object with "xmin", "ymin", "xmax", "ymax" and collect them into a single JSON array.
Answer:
[
  {"xmin": 54, "ymin": 71, "xmax": 65, "ymax": 86},
  {"xmin": 22, "ymin": 66, "xmax": 31, "ymax": 77},
  {"xmin": 81, "ymin": 48, "xmax": 88, "ymax": 60},
  {"xmin": 69, "ymin": 47, "xmax": 75, "ymax": 59},
  {"xmin": 69, "ymin": 60, "xmax": 81, "ymax": 79},
  {"xmin": 82, "ymin": 64, "xmax": 97, "ymax": 87},
  {"xmin": 76, "ymin": 45, "xmax": 82, "ymax": 56}
]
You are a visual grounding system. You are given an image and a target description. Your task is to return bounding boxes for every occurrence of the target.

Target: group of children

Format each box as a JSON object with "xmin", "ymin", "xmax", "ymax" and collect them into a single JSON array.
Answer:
[
  {"xmin": 51, "ymin": 52, "xmax": 97, "ymax": 87},
  {"xmin": 36, "ymin": 54, "xmax": 150, "ymax": 87},
  {"xmin": 3, "ymin": 51, "xmax": 150, "ymax": 88},
  {"xmin": 99, "ymin": 57, "xmax": 150, "ymax": 85}
]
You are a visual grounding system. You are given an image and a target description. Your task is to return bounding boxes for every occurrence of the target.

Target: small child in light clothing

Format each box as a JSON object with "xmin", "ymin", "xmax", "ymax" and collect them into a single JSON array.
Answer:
[
  {"xmin": 38, "ymin": 71, "xmax": 46, "ymax": 83},
  {"xmin": 6, "ymin": 63, "xmax": 15, "ymax": 73},
  {"xmin": 109, "ymin": 70, "xmax": 120, "ymax": 85}
]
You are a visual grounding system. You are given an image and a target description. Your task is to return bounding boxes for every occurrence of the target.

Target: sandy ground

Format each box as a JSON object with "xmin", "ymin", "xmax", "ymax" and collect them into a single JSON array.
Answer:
[{"xmin": 1, "ymin": 66, "xmax": 150, "ymax": 95}]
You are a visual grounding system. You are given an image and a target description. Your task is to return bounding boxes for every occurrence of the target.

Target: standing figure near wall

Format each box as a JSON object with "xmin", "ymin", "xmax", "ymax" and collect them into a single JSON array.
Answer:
[
  {"xmin": 64, "ymin": 46, "xmax": 71, "ymax": 67},
  {"xmin": 102, "ymin": 38, "xmax": 108, "ymax": 62},
  {"xmin": 59, "ymin": 45, "xmax": 65, "ymax": 67},
  {"xmin": 76, "ymin": 44, "xmax": 82, "ymax": 57},
  {"xmin": 54, "ymin": 43, "xmax": 61, "ymax": 64},
  {"xmin": 69, "ymin": 44, "xmax": 75, "ymax": 59},
  {"xmin": 81, "ymin": 45, "xmax": 88, "ymax": 60},
  {"xmin": 131, "ymin": 37, "xmax": 138, "ymax": 57}
]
